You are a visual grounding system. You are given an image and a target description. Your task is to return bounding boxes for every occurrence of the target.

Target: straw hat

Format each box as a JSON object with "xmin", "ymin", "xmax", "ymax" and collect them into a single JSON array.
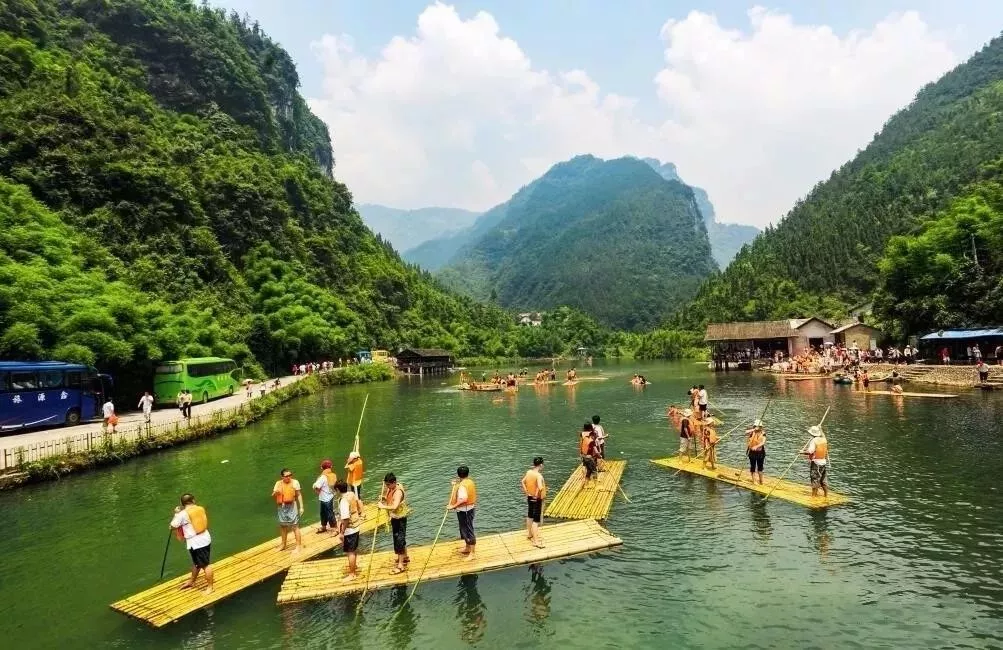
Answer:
[
  {"xmin": 753, "ymin": 419, "xmax": 763, "ymax": 428},
  {"xmin": 682, "ymin": 408, "xmax": 693, "ymax": 417},
  {"xmin": 808, "ymin": 425, "xmax": 822, "ymax": 436},
  {"xmin": 348, "ymin": 451, "xmax": 361, "ymax": 460}
]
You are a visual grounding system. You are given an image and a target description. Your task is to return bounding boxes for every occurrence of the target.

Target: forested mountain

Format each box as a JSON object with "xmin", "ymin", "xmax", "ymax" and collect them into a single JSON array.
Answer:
[
  {"xmin": 0, "ymin": 0, "xmax": 610, "ymax": 394},
  {"xmin": 676, "ymin": 34, "xmax": 1003, "ymax": 335},
  {"xmin": 435, "ymin": 155, "xmax": 718, "ymax": 330},
  {"xmin": 643, "ymin": 159, "xmax": 759, "ymax": 267},
  {"xmin": 357, "ymin": 204, "xmax": 480, "ymax": 254}
]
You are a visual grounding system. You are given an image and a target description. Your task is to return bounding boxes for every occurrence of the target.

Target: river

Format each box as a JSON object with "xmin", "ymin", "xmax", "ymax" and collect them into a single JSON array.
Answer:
[{"xmin": 4, "ymin": 361, "xmax": 1002, "ymax": 649}]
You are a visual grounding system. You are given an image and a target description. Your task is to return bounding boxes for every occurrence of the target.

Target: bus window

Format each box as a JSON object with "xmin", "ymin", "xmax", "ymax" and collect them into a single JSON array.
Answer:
[
  {"xmin": 39, "ymin": 371, "xmax": 64, "ymax": 389},
  {"xmin": 0, "ymin": 372, "xmax": 8, "ymax": 391},
  {"xmin": 66, "ymin": 372, "xmax": 82, "ymax": 388},
  {"xmin": 11, "ymin": 372, "xmax": 37, "ymax": 390},
  {"xmin": 156, "ymin": 364, "xmax": 183, "ymax": 375}
]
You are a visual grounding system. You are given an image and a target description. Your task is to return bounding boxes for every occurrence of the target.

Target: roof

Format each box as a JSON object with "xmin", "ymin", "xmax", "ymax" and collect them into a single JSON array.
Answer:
[
  {"xmin": 830, "ymin": 322, "xmax": 881, "ymax": 335},
  {"xmin": 790, "ymin": 317, "xmax": 835, "ymax": 330},
  {"xmin": 920, "ymin": 328, "xmax": 1003, "ymax": 340},
  {"xmin": 398, "ymin": 348, "xmax": 454, "ymax": 358},
  {"xmin": 705, "ymin": 320, "xmax": 799, "ymax": 341},
  {"xmin": 162, "ymin": 357, "xmax": 234, "ymax": 364}
]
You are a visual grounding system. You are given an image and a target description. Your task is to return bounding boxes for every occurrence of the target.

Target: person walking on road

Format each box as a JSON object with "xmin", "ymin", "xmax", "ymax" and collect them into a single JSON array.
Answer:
[
  {"xmin": 102, "ymin": 398, "xmax": 117, "ymax": 434},
  {"xmin": 138, "ymin": 391, "xmax": 154, "ymax": 424}
]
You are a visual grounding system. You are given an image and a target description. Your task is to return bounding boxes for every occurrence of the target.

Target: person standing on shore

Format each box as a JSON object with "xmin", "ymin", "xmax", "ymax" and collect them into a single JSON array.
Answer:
[
  {"xmin": 334, "ymin": 479, "xmax": 363, "ymax": 582},
  {"xmin": 521, "ymin": 457, "xmax": 546, "ymax": 548},
  {"xmin": 137, "ymin": 391, "xmax": 154, "ymax": 424},
  {"xmin": 447, "ymin": 465, "xmax": 477, "ymax": 561},
  {"xmin": 377, "ymin": 472, "xmax": 410, "ymax": 574},
  {"xmin": 976, "ymin": 360, "xmax": 990, "ymax": 384},
  {"xmin": 102, "ymin": 397, "xmax": 117, "ymax": 434},
  {"xmin": 170, "ymin": 493, "xmax": 214, "ymax": 594},
  {"xmin": 272, "ymin": 469, "xmax": 303, "ymax": 552},
  {"xmin": 312, "ymin": 460, "xmax": 337, "ymax": 533},
  {"xmin": 345, "ymin": 451, "xmax": 364, "ymax": 499}
]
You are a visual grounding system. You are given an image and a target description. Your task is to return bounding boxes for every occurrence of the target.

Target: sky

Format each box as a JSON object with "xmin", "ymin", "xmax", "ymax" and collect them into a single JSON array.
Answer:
[{"xmin": 215, "ymin": 1, "xmax": 1003, "ymax": 228}]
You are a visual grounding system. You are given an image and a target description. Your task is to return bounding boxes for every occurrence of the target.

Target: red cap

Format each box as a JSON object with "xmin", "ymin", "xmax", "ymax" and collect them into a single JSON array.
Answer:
[{"xmin": 320, "ymin": 459, "xmax": 332, "ymax": 469}]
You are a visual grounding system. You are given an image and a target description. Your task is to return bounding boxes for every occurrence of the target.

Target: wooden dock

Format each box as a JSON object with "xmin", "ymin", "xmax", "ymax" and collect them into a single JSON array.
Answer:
[
  {"xmin": 852, "ymin": 390, "xmax": 958, "ymax": 398},
  {"xmin": 651, "ymin": 457, "xmax": 850, "ymax": 509},
  {"xmin": 543, "ymin": 460, "xmax": 626, "ymax": 520},
  {"xmin": 110, "ymin": 504, "xmax": 388, "ymax": 627},
  {"xmin": 276, "ymin": 519, "xmax": 622, "ymax": 604}
]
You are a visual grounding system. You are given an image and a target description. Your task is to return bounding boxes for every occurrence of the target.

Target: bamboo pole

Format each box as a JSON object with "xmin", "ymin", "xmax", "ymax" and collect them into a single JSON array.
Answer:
[{"xmin": 392, "ymin": 505, "xmax": 450, "ymax": 619}]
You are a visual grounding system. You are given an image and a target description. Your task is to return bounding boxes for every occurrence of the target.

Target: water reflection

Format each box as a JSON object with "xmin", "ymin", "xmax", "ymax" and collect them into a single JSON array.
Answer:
[
  {"xmin": 807, "ymin": 510, "xmax": 831, "ymax": 563},
  {"xmin": 386, "ymin": 586, "xmax": 416, "ymax": 649},
  {"xmin": 704, "ymin": 480, "xmax": 724, "ymax": 512},
  {"xmin": 455, "ymin": 574, "xmax": 487, "ymax": 644},
  {"xmin": 748, "ymin": 492, "xmax": 772, "ymax": 541},
  {"xmin": 526, "ymin": 564, "xmax": 551, "ymax": 627}
]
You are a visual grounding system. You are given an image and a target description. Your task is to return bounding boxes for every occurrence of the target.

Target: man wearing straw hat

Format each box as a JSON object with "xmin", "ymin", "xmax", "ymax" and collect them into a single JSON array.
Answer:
[
  {"xmin": 746, "ymin": 419, "xmax": 767, "ymax": 485},
  {"xmin": 345, "ymin": 451, "xmax": 364, "ymax": 499},
  {"xmin": 801, "ymin": 425, "xmax": 829, "ymax": 498}
]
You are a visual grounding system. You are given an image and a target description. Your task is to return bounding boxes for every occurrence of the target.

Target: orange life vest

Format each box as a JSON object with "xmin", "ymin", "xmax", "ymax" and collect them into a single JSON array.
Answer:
[
  {"xmin": 274, "ymin": 480, "xmax": 297, "ymax": 505},
  {"xmin": 386, "ymin": 484, "xmax": 408, "ymax": 518},
  {"xmin": 705, "ymin": 428, "xmax": 720, "ymax": 445},
  {"xmin": 175, "ymin": 504, "xmax": 208, "ymax": 540},
  {"xmin": 346, "ymin": 458, "xmax": 364, "ymax": 486},
  {"xmin": 811, "ymin": 438, "xmax": 828, "ymax": 462},
  {"xmin": 579, "ymin": 436, "xmax": 591, "ymax": 455},
  {"xmin": 450, "ymin": 477, "xmax": 477, "ymax": 508},
  {"xmin": 748, "ymin": 430, "xmax": 765, "ymax": 450},
  {"xmin": 322, "ymin": 468, "xmax": 337, "ymax": 487},
  {"xmin": 523, "ymin": 469, "xmax": 545, "ymax": 498}
]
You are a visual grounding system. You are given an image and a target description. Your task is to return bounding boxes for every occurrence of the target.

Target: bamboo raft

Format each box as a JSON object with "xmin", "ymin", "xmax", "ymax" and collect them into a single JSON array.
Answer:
[
  {"xmin": 775, "ymin": 374, "xmax": 828, "ymax": 381},
  {"xmin": 110, "ymin": 504, "xmax": 388, "ymax": 627},
  {"xmin": 543, "ymin": 460, "xmax": 626, "ymax": 520},
  {"xmin": 276, "ymin": 519, "xmax": 622, "ymax": 604},
  {"xmin": 853, "ymin": 390, "xmax": 958, "ymax": 398},
  {"xmin": 651, "ymin": 457, "xmax": 850, "ymax": 509}
]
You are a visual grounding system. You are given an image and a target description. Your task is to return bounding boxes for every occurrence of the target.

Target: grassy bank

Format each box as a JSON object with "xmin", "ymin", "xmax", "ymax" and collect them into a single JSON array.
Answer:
[{"xmin": 0, "ymin": 364, "xmax": 394, "ymax": 489}]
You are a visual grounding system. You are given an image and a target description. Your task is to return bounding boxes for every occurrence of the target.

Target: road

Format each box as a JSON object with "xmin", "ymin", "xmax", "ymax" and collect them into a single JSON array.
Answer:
[{"xmin": 0, "ymin": 374, "xmax": 305, "ymax": 450}]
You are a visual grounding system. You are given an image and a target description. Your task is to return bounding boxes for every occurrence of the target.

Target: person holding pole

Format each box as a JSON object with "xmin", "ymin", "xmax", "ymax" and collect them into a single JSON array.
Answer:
[
  {"xmin": 169, "ymin": 493, "xmax": 214, "ymax": 594},
  {"xmin": 345, "ymin": 451, "xmax": 365, "ymax": 499},
  {"xmin": 801, "ymin": 425, "xmax": 829, "ymax": 498},
  {"xmin": 377, "ymin": 472, "xmax": 411, "ymax": 574},
  {"xmin": 746, "ymin": 419, "xmax": 767, "ymax": 484},
  {"xmin": 334, "ymin": 479, "xmax": 363, "ymax": 582},
  {"xmin": 521, "ymin": 457, "xmax": 546, "ymax": 548},
  {"xmin": 447, "ymin": 465, "xmax": 477, "ymax": 561}
]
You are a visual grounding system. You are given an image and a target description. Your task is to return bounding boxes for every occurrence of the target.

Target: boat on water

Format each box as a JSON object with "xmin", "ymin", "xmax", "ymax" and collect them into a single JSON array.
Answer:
[{"xmin": 458, "ymin": 382, "xmax": 504, "ymax": 392}]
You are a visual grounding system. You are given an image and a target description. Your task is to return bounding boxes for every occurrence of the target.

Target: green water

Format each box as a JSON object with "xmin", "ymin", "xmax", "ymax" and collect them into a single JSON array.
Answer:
[{"xmin": 4, "ymin": 361, "xmax": 1003, "ymax": 649}]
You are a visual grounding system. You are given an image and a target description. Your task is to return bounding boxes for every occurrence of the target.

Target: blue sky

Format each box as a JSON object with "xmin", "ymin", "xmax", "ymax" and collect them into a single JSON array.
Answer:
[{"xmin": 213, "ymin": 1, "xmax": 1003, "ymax": 226}]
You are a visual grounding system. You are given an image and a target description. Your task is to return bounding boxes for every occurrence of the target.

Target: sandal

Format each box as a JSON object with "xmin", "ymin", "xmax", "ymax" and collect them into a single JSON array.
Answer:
[{"xmin": 390, "ymin": 566, "xmax": 406, "ymax": 575}]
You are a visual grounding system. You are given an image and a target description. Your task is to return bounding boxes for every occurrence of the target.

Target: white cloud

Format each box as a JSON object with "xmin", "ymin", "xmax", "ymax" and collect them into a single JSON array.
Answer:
[{"xmin": 308, "ymin": 2, "xmax": 959, "ymax": 227}]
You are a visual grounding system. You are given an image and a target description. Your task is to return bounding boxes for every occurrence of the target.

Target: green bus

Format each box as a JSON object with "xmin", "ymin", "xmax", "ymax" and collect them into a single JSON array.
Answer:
[{"xmin": 153, "ymin": 357, "xmax": 242, "ymax": 406}]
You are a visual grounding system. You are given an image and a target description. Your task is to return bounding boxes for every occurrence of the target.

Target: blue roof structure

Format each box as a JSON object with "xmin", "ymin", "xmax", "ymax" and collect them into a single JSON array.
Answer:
[{"xmin": 920, "ymin": 328, "xmax": 1003, "ymax": 340}]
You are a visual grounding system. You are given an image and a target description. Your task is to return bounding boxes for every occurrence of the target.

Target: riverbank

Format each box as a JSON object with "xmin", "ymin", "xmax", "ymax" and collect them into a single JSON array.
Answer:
[
  {"xmin": 761, "ymin": 362, "xmax": 1001, "ymax": 388},
  {"xmin": 0, "ymin": 364, "xmax": 393, "ymax": 489}
]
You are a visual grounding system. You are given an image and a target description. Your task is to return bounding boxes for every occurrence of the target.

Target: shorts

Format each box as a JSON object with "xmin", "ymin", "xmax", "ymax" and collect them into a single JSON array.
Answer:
[
  {"xmin": 596, "ymin": 441, "xmax": 606, "ymax": 459},
  {"xmin": 582, "ymin": 455, "xmax": 597, "ymax": 479},
  {"xmin": 342, "ymin": 531, "xmax": 360, "ymax": 553},
  {"xmin": 679, "ymin": 436, "xmax": 691, "ymax": 453},
  {"xmin": 189, "ymin": 544, "xmax": 211, "ymax": 568},
  {"xmin": 810, "ymin": 462, "xmax": 827, "ymax": 488},
  {"xmin": 319, "ymin": 499, "xmax": 336, "ymax": 528},
  {"xmin": 748, "ymin": 449, "xmax": 765, "ymax": 473},
  {"xmin": 699, "ymin": 404, "xmax": 707, "ymax": 413},
  {"xmin": 391, "ymin": 517, "xmax": 408, "ymax": 554},
  {"xmin": 349, "ymin": 484, "xmax": 362, "ymax": 499},
  {"xmin": 527, "ymin": 497, "xmax": 543, "ymax": 523},
  {"xmin": 980, "ymin": 372, "xmax": 989, "ymax": 382},
  {"xmin": 456, "ymin": 508, "xmax": 476, "ymax": 545},
  {"xmin": 277, "ymin": 503, "xmax": 299, "ymax": 526}
]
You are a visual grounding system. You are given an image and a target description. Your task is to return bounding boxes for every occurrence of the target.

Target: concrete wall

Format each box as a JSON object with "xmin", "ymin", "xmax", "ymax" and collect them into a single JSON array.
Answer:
[
  {"xmin": 791, "ymin": 320, "xmax": 834, "ymax": 354},
  {"xmin": 842, "ymin": 325, "xmax": 879, "ymax": 350}
]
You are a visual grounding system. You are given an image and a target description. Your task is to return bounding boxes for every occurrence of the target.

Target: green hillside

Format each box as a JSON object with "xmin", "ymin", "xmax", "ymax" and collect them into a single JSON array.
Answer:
[
  {"xmin": 0, "ymin": 0, "xmax": 608, "ymax": 395},
  {"xmin": 437, "ymin": 155, "xmax": 718, "ymax": 331},
  {"xmin": 676, "ymin": 34, "xmax": 1003, "ymax": 333},
  {"xmin": 357, "ymin": 204, "xmax": 480, "ymax": 254}
]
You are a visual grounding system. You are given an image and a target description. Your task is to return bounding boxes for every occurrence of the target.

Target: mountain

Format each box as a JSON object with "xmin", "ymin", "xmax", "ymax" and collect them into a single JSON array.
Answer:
[
  {"xmin": 642, "ymin": 159, "xmax": 759, "ymax": 267},
  {"xmin": 356, "ymin": 204, "xmax": 480, "ymax": 253},
  {"xmin": 436, "ymin": 155, "xmax": 718, "ymax": 330},
  {"xmin": 0, "ymin": 0, "xmax": 602, "ymax": 395},
  {"xmin": 676, "ymin": 34, "xmax": 1003, "ymax": 334}
]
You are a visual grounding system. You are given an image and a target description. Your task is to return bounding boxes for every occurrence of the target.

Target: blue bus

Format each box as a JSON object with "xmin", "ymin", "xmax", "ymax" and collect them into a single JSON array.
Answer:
[{"xmin": 0, "ymin": 361, "xmax": 112, "ymax": 431}]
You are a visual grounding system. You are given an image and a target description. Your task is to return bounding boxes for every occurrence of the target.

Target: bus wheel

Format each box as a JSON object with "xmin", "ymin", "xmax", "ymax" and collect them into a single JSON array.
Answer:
[
  {"xmin": 202, "ymin": 391, "xmax": 209, "ymax": 405},
  {"xmin": 66, "ymin": 409, "xmax": 81, "ymax": 426}
]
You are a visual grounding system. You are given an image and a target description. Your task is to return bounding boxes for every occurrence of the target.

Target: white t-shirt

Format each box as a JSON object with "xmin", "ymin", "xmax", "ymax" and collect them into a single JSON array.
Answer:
[
  {"xmin": 698, "ymin": 389, "xmax": 708, "ymax": 406},
  {"xmin": 102, "ymin": 401, "xmax": 115, "ymax": 418},
  {"xmin": 455, "ymin": 484, "xmax": 474, "ymax": 512},
  {"xmin": 592, "ymin": 424, "xmax": 606, "ymax": 444},
  {"xmin": 138, "ymin": 395, "xmax": 154, "ymax": 412},
  {"xmin": 339, "ymin": 495, "xmax": 360, "ymax": 535},
  {"xmin": 313, "ymin": 473, "xmax": 336, "ymax": 503},
  {"xmin": 806, "ymin": 437, "xmax": 827, "ymax": 466},
  {"xmin": 170, "ymin": 509, "xmax": 212, "ymax": 550}
]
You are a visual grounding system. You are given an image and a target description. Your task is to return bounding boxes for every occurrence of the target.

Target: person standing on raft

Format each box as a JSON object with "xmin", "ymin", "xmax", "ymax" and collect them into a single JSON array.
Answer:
[
  {"xmin": 702, "ymin": 420, "xmax": 720, "ymax": 469},
  {"xmin": 580, "ymin": 423, "xmax": 598, "ymax": 482},
  {"xmin": 345, "ymin": 451, "xmax": 364, "ymax": 499},
  {"xmin": 801, "ymin": 425, "xmax": 829, "ymax": 498},
  {"xmin": 746, "ymin": 419, "xmax": 766, "ymax": 484},
  {"xmin": 678, "ymin": 409, "xmax": 694, "ymax": 461},
  {"xmin": 522, "ymin": 457, "xmax": 546, "ymax": 548},
  {"xmin": 377, "ymin": 472, "xmax": 410, "ymax": 574},
  {"xmin": 334, "ymin": 479, "xmax": 363, "ymax": 582},
  {"xmin": 697, "ymin": 384, "xmax": 709, "ymax": 421},
  {"xmin": 591, "ymin": 415, "xmax": 607, "ymax": 464},
  {"xmin": 170, "ymin": 493, "xmax": 214, "ymax": 593},
  {"xmin": 312, "ymin": 459, "xmax": 338, "ymax": 534},
  {"xmin": 447, "ymin": 465, "xmax": 477, "ymax": 561},
  {"xmin": 272, "ymin": 468, "xmax": 304, "ymax": 552}
]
